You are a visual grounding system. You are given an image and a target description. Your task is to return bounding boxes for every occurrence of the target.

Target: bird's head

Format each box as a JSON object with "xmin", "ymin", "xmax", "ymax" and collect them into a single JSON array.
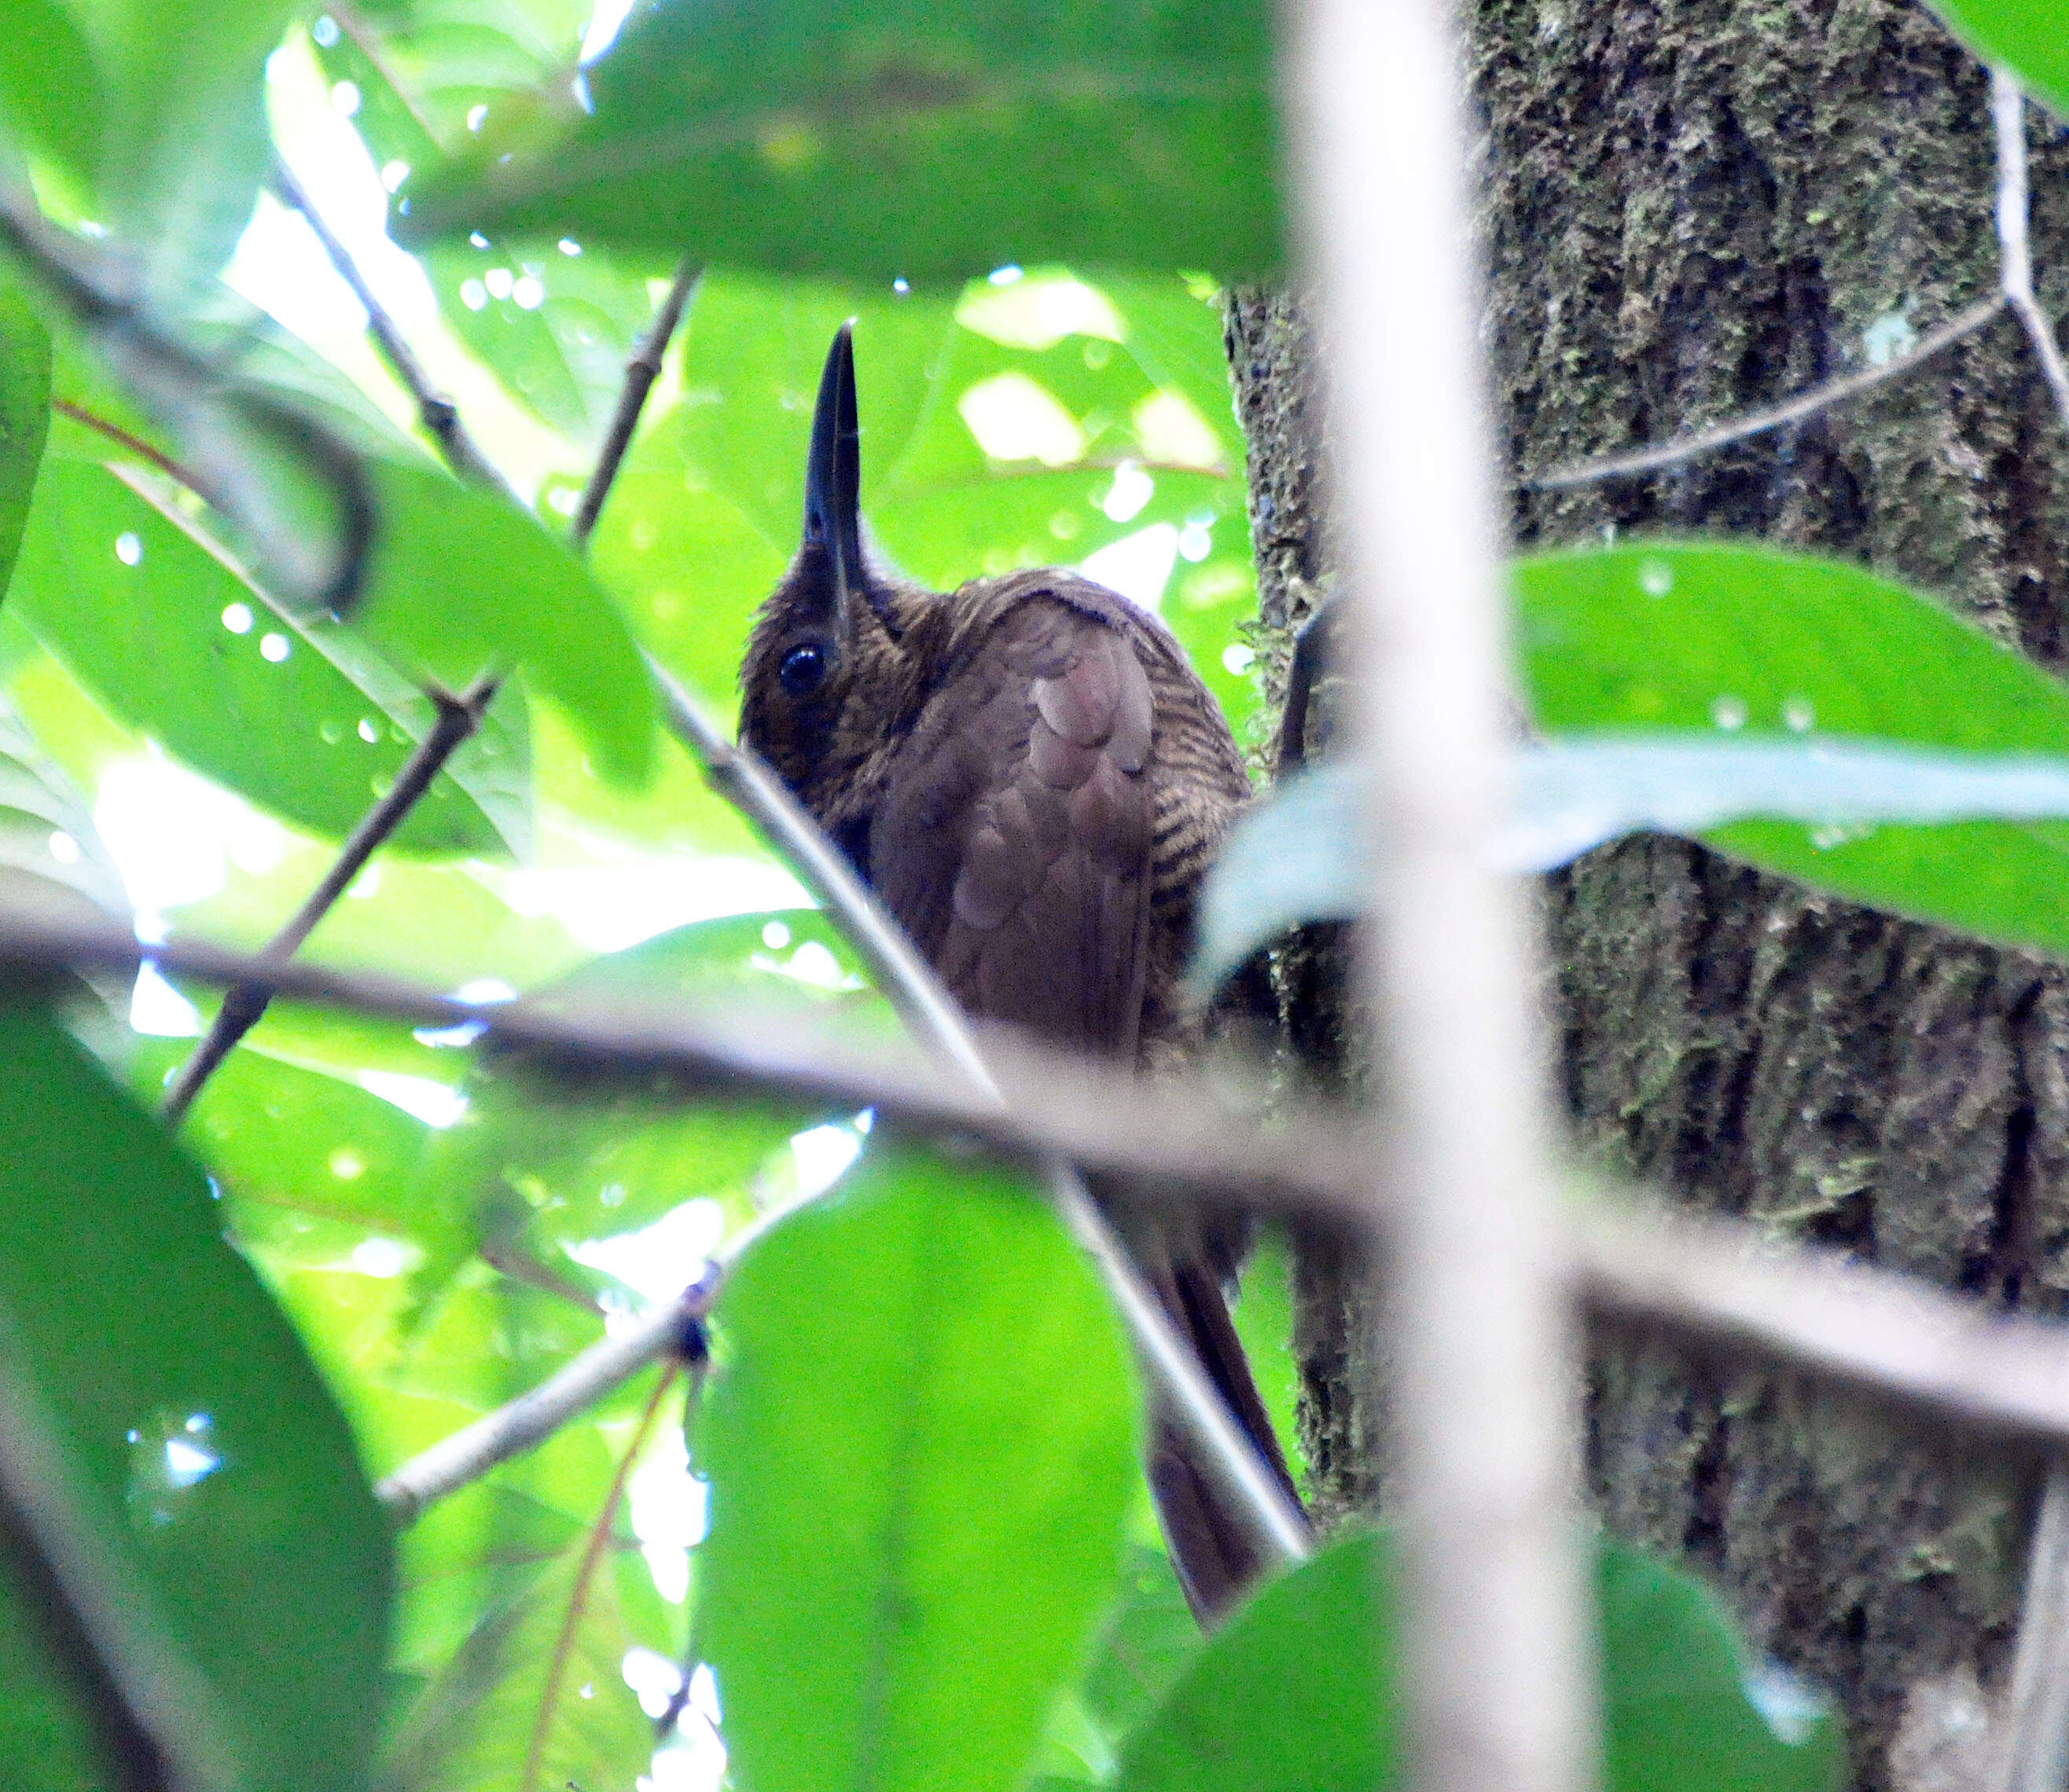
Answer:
[{"xmin": 740, "ymin": 322, "xmax": 935, "ymax": 821}]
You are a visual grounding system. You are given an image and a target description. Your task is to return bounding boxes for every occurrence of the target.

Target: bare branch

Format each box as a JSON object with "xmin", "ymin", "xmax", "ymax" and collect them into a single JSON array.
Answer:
[
  {"xmin": 21, "ymin": 895, "xmax": 2069, "ymax": 1491},
  {"xmin": 268, "ymin": 156, "xmax": 516, "ymax": 499},
  {"xmin": 572, "ymin": 255, "xmax": 700, "ymax": 547},
  {"xmin": 1993, "ymin": 72, "xmax": 2069, "ymax": 439},
  {"xmin": 1524, "ymin": 295, "xmax": 2008, "ymax": 491},
  {"xmin": 645, "ymin": 656, "xmax": 1313, "ymax": 1573},
  {"xmin": 160, "ymin": 674, "xmax": 497, "ymax": 1122},
  {"xmin": 1291, "ymin": 0, "xmax": 1594, "ymax": 1784}
]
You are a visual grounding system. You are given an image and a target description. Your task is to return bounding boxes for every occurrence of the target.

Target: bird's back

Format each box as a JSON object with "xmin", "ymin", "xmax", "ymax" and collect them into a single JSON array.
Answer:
[{"xmin": 865, "ymin": 569, "xmax": 1251, "ymax": 1064}]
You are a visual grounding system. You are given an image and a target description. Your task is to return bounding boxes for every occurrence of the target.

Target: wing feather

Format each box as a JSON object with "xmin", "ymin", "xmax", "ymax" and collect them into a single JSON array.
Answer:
[{"xmin": 873, "ymin": 594, "xmax": 1155, "ymax": 1056}]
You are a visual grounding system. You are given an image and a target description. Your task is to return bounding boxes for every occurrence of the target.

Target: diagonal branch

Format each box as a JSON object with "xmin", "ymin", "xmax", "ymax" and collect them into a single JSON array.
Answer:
[
  {"xmin": 267, "ymin": 155, "xmax": 516, "ymax": 499},
  {"xmin": 160, "ymin": 675, "xmax": 498, "ymax": 1122},
  {"xmin": 572, "ymin": 255, "xmax": 700, "ymax": 547},
  {"xmin": 1523, "ymin": 294, "xmax": 2008, "ymax": 491}
]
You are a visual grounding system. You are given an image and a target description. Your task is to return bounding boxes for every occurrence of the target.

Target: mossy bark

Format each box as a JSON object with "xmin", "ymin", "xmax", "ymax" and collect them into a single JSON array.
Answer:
[{"xmin": 1227, "ymin": 1, "xmax": 2069, "ymax": 1782}]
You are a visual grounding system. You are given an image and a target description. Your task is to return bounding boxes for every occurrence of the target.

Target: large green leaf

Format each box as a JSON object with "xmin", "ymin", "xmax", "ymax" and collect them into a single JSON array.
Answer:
[
  {"xmin": 0, "ymin": 1, "xmax": 104, "ymax": 198},
  {"xmin": 695, "ymin": 1146, "xmax": 1139, "ymax": 1792},
  {"xmin": 61, "ymin": 0, "xmax": 299, "ymax": 295},
  {"xmin": 1518, "ymin": 542, "xmax": 2069, "ymax": 959},
  {"xmin": 7, "ymin": 457, "xmax": 528, "ymax": 853},
  {"xmin": 1115, "ymin": 1533, "xmax": 1844, "ymax": 1792},
  {"xmin": 391, "ymin": 0, "xmax": 1280, "ymax": 278},
  {"xmin": 0, "ymin": 1000, "xmax": 392, "ymax": 1792},
  {"xmin": 355, "ymin": 459, "xmax": 654, "ymax": 786},
  {"xmin": 1924, "ymin": 0, "xmax": 2069, "ymax": 116}
]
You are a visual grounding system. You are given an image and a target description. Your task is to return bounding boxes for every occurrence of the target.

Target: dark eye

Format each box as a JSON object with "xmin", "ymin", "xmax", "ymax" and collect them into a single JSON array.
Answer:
[{"xmin": 779, "ymin": 643, "xmax": 828, "ymax": 698}]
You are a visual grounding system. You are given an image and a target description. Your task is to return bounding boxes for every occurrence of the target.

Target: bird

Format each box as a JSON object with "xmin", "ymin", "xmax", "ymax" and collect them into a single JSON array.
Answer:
[{"xmin": 737, "ymin": 322, "xmax": 1305, "ymax": 1621}]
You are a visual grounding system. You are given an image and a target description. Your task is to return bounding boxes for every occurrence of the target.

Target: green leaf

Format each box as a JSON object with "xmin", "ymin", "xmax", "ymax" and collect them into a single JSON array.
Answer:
[
  {"xmin": 392, "ymin": 0, "xmax": 1281, "ymax": 279},
  {"xmin": 1924, "ymin": 0, "xmax": 2069, "ymax": 116},
  {"xmin": 0, "ymin": 1000, "xmax": 392, "ymax": 1792},
  {"xmin": 0, "ymin": 689, "xmax": 128, "ymax": 922},
  {"xmin": 1517, "ymin": 542, "xmax": 2069, "ymax": 960},
  {"xmin": 7, "ymin": 457, "xmax": 528, "ymax": 854},
  {"xmin": 355, "ymin": 459, "xmax": 654, "ymax": 786},
  {"xmin": 1115, "ymin": 1533, "xmax": 1844, "ymax": 1792},
  {"xmin": 0, "ymin": 0, "xmax": 105, "ymax": 196},
  {"xmin": 0, "ymin": 277, "xmax": 51, "ymax": 589},
  {"xmin": 695, "ymin": 1146, "xmax": 1140, "ymax": 1792},
  {"xmin": 76, "ymin": 0, "xmax": 300, "ymax": 295}
]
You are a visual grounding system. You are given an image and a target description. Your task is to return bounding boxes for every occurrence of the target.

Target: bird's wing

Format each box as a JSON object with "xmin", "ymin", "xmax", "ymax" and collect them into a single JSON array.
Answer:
[{"xmin": 872, "ymin": 587, "xmax": 1156, "ymax": 1056}]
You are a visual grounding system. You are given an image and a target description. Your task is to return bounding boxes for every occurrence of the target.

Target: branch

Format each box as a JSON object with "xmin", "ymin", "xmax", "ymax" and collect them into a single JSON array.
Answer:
[
  {"xmin": 1291, "ymin": 0, "xmax": 1592, "ymax": 1785},
  {"xmin": 267, "ymin": 156, "xmax": 515, "ymax": 500},
  {"xmin": 1523, "ymin": 294, "xmax": 2008, "ymax": 491},
  {"xmin": 1992, "ymin": 72, "xmax": 2069, "ymax": 439},
  {"xmin": 21, "ymin": 895, "xmax": 2069, "ymax": 1497},
  {"xmin": 645, "ymin": 658, "xmax": 1313, "ymax": 1572},
  {"xmin": 571, "ymin": 255, "xmax": 699, "ymax": 546},
  {"xmin": 160, "ymin": 675, "xmax": 496, "ymax": 1122}
]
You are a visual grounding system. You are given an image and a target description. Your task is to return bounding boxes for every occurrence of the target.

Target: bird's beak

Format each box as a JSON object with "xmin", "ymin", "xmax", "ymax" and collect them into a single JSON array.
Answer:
[{"xmin": 802, "ymin": 320, "xmax": 864, "ymax": 641}]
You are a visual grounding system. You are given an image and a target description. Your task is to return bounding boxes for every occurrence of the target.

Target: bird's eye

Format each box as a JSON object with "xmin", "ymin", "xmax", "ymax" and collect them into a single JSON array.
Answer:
[{"xmin": 778, "ymin": 642, "xmax": 828, "ymax": 698}]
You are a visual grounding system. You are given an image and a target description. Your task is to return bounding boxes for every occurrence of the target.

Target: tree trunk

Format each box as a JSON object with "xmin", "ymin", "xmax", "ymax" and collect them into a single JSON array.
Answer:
[{"xmin": 1229, "ymin": 1, "xmax": 2069, "ymax": 1783}]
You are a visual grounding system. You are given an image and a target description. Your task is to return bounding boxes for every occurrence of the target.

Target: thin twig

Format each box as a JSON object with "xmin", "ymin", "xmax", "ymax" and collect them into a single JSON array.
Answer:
[
  {"xmin": 268, "ymin": 156, "xmax": 515, "ymax": 498},
  {"xmin": 1993, "ymin": 72, "xmax": 2069, "ymax": 439},
  {"xmin": 1524, "ymin": 295, "xmax": 2008, "ymax": 490},
  {"xmin": 51, "ymin": 398, "xmax": 201, "ymax": 490},
  {"xmin": 571, "ymin": 255, "xmax": 699, "ymax": 546},
  {"xmin": 520, "ymin": 1364, "xmax": 679, "ymax": 1792},
  {"xmin": 644, "ymin": 658, "xmax": 1312, "ymax": 1573},
  {"xmin": 1292, "ymin": 0, "xmax": 1594, "ymax": 1785},
  {"xmin": 160, "ymin": 675, "xmax": 497, "ymax": 1123}
]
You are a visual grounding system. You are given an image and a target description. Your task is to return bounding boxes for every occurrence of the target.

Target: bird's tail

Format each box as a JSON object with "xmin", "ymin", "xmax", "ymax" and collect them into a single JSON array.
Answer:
[{"xmin": 1141, "ymin": 1249, "xmax": 1308, "ymax": 1625}]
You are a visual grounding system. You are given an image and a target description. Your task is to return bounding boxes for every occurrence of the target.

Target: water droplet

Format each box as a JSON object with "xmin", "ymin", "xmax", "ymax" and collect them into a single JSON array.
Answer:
[
  {"xmin": 311, "ymin": 13, "xmax": 339, "ymax": 46},
  {"xmin": 128, "ymin": 1411, "xmax": 222, "ymax": 1526},
  {"xmin": 988, "ymin": 264, "xmax": 1023, "ymax": 286},
  {"xmin": 330, "ymin": 79, "xmax": 360, "ymax": 116},
  {"xmin": 259, "ymin": 633, "xmax": 290, "ymax": 663},
  {"xmin": 466, "ymin": 103, "xmax": 488, "ymax": 132},
  {"xmin": 46, "ymin": 830, "xmax": 79, "ymax": 865},
  {"xmin": 114, "ymin": 531, "xmax": 142, "ymax": 567},
  {"xmin": 579, "ymin": 1684, "xmax": 595, "ymax": 1700},
  {"xmin": 601, "ymin": 1182, "xmax": 626, "ymax": 1209},
  {"xmin": 558, "ymin": 237, "xmax": 582, "ymax": 256},
  {"xmin": 319, "ymin": 719, "xmax": 343, "ymax": 744},
  {"xmin": 892, "ymin": 276, "xmax": 910, "ymax": 294},
  {"xmin": 761, "ymin": 920, "xmax": 792, "ymax": 949},
  {"xmin": 1637, "ymin": 557, "xmax": 1673, "ymax": 597},
  {"xmin": 329, "ymin": 1149, "xmax": 364, "ymax": 1180},
  {"xmin": 1222, "ymin": 643, "xmax": 1256, "ymax": 675},
  {"xmin": 381, "ymin": 159, "xmax": 410, "ymax": 193},
  {"xmin": 1783, "ymin": 696, "xmax": 1815, "ymax": 733},
  {"xmin": 469, "ymin": 230, "xmax": 490, "ymax": 250},
  {"xmin": 1178, "ymin": 520, "xmax": 1213, "ymax": 562},
  {"xmin": 222, "ymin": 602, "xmax": 253, "ymax": 634},
  {"xmin": 351, "ymin": 1238, "xmax": 410, "ymax": 1278},
  {"xmin": 356, "ymin": 716, "xmax": 379, "ymax": 744},
  {"xmin": 485, "ymin": 267, "xmax": 513, "ymax": 300},
  {"xmin": 513, "ymin": 274, "xmax": 545, "ymax": 310},
  {"xmin": 1711, "ymin": 694, "xmax": 1747, "ymax": 731}
]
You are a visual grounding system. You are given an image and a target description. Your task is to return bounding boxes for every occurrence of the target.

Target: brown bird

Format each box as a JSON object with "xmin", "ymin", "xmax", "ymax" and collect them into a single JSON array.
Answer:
[{"xmin": 738, "ymin": 324, "xmax": 1303, "ymax": 1620}]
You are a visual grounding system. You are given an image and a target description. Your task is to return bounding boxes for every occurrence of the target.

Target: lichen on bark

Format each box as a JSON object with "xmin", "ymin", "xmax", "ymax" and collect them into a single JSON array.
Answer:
[{"xmin": 1226, "ymin": 0, "xmax": 2069, "ymax": 1779}]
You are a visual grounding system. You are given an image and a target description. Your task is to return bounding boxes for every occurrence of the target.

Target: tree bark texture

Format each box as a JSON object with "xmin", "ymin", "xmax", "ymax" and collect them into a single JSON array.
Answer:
[{"xmin": 1229, "ymin": 2, "xmax": 2069, "ymax": 1783}]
